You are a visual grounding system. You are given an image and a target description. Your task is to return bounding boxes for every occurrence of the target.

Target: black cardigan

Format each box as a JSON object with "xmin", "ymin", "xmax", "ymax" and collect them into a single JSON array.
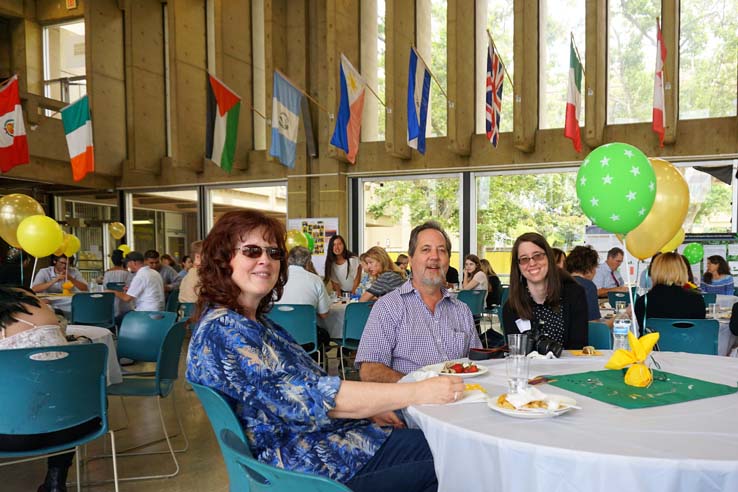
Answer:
[
  {"xmin": 502, "ymin": 278, "xmax": 589, "ymax": 349},
  {"xmin": 634, "ymin": 284, "xmax": 705, "ymax": 330}
]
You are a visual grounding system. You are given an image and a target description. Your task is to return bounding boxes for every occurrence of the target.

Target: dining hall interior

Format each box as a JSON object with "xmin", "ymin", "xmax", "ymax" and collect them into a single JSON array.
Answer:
[{"xmin": 1, "ymin": 0, "xmax": 738, "ymax": 491}]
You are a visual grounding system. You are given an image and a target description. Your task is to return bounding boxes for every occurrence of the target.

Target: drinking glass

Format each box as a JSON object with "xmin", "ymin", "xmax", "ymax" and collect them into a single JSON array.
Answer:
[
  {"xmin": 507, "ymin": 334, "xmax": 528, "ymax": 356},
  {"xmin": 708, "ymin": 303, "xmax": 718, "ymax": 318},
  {"xmin": 615, "ymin": 301, "xmax": 626, "ymax": 312},
  {"xmin": 506, "ymin": 356, "xmax": 530, "ymax": 394}
]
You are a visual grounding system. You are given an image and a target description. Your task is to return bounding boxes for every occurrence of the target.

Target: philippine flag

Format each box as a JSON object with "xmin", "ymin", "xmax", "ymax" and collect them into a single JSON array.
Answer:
[
  {"xmin": 407, "ymin": 48, "xmax": 431, "ymax": 154},
  {"xmin": 330, "ymin": 54, "xmax": 366, "ymax": 164},
  {"xmin": 0, "ymin": 75, "xmax": 29, "ymax": 173}
]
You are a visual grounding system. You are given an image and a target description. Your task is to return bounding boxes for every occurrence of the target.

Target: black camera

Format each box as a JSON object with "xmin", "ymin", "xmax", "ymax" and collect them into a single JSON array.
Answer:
[{"xmin": 526, "ymin": 321, "xmax": 563, "ymax": 358}]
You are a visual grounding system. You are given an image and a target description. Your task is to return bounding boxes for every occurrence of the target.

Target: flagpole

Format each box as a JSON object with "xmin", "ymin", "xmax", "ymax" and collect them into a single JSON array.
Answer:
[
  {"xmin": 411, "ymin": 47, "xmax": 450, "ymax": 102},
  {"xmin": 570, "ymin": 32, "xmax": 585, "ymax": 71},
  {"xmin": 655, "ymin": 17, "xmax": 668, "ymax": 87},
  {"xmin": 339, "ymin": 53, "xmax": 387, "ymax": 108},
  {"xmin": 275, "ymin": 69, "xmax": 331, "ymax": 115},
  {"xmin": 486, "ymin": 30, "xmax": 513, "ymax": 88}
]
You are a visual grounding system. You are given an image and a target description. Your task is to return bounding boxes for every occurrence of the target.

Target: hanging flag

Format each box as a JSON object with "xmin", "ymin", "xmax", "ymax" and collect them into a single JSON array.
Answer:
[
  {"xmin": 330, "ymin": 54, "xmax": 366, "ymax": 163},
  {"xmin": 0, "ymin": 75, "xmax": 29, "ymax": 173},
  {"xmin": 486, "ymin": 41, "xmax": 504, "ymax": 147},
  {"xmin": 652, "ymin": 18, "xmax": 667, "ymax": 148},
  {"xmin": 564, "ymin": 39, "xmax": 583, "ymax": 153},
  {"xmin": 205, "ymin": 74, "xmax": 241, "ymax": 172},
  {"xmin": 407, "ymin": 47, "xmax": 431, "ymax": 154},
  {"xmin": 269, "ymin": 71, "xmax": 304, "ymax": 168},
  {"xmin": 60, "ymin": 95, "xmax": 94, "ymax": 182}
]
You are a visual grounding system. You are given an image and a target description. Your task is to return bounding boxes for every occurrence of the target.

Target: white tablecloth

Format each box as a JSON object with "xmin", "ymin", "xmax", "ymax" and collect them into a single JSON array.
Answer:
[
  {"xmin": 405, "ymin": 352, "xmax": 738, "ymax": 492},
  {"xmin": 318, "ymin": 302, "xmax": 348, "ymax": 339},
  {"xmin": 67, "ymin": 325, "xmax": 123, "ymax": 385},
  {"xmin": 39, "ymin": 293, "xmax": 74, "ymax": 313}
]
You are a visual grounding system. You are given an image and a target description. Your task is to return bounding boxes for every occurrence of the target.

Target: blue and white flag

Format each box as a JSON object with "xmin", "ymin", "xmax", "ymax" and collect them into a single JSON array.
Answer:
[
  {"xmin": 407, "ymin": 47, "xmax": 431, "ymax": 154},
  {"xmin": 269, "ymin": 71, "xmax": 304, "ymax": 168}
]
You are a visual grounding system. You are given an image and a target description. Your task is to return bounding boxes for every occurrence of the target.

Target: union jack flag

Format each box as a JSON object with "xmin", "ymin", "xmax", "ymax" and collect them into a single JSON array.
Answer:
[{"xmin": 486, "ymin": 42, "xmax": 504, "ymax": 147}]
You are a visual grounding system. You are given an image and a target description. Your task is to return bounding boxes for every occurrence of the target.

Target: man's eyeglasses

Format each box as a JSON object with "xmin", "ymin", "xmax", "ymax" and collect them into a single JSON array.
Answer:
[
  {"xmin": 517, "ymin": 251, "xmax": 547, "ymax": 266},
  {"xmin": 237, "ymin": 245, "xmax": 285, "ymax": 261}
]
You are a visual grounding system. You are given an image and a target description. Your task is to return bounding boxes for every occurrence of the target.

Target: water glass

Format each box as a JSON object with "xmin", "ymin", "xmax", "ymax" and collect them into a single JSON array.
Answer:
[
  {"xmin": 708, "ymin": 303, "xmax": 718, "ymax": 318},
  {"xmin": 615, "ymin": 301, "xmax": 626, "ymax": 312},
  {"xmin": 506, "ymin": 355, "xmax": 530, "ymax": 394},
  {"xmin": 507, "ymin": 334, "xmax": 528, "ymax": 356}
]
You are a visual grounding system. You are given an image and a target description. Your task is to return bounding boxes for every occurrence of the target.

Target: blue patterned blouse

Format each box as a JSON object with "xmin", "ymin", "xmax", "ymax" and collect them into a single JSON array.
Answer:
[{"xmin": 186, "ymin": 307, "xmax": 390, "ymax": 483}]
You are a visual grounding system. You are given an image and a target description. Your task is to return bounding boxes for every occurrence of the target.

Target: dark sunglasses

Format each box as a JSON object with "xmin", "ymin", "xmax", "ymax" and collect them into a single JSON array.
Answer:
[{"xmin": 237, "ymin": 245, "xmax": 285, "ymax": 261}]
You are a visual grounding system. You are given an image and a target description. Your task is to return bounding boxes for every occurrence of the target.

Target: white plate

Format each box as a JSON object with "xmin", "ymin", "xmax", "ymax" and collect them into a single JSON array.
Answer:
[
  {"xmin": 487, "ymin": 394, "xmax": 577, "ymax": 419},
  {"xmin": 422, "ymin": 361, "xmax": 489, "ymax": 378}
]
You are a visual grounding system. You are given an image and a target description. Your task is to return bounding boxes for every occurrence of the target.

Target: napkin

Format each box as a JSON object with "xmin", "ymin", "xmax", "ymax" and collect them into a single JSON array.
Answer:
[
  {"xmin": 604, "ymin": 331, "xmax": 659, "ymax": 387},
  {"xmin": 526, "ymin": 351, "xmax": 557, "ymax": 359},
  {"xmin": 504, "ymin": 386, "xmax": 563, "ymax": 410}
]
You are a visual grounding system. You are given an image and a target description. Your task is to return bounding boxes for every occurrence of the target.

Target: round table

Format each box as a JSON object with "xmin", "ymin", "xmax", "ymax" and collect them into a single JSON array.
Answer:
[
  {"xmin": 38, "ymin": 292, "xmax": 74, "ymax": 314},
  {"xmin": 318, "ymin": 301, "xmax": 349, "ymax": 339},
  {"xmin": 66, "ymin": 324, "xmax": 123, "ymax": 385},
  {"xmin": 405, "ymin": 352, "xmax": 738, "ymax": 492}
]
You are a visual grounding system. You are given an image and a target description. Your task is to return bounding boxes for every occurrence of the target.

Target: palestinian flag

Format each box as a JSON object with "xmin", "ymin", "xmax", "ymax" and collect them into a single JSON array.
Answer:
[
  {"xmin": 206, "ymin": 74, "xmax": 241, "ymax": 172},
  {"xmin": 564, "ymin": 40, "xmax": 583, "ymax": 153}
]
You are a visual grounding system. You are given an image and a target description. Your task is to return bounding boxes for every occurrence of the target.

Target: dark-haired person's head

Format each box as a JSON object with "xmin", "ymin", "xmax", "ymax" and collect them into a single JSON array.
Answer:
[
  {"xmin": 395, "ymin": 253, "xmax": 409, "ymax": 270},
  {"xmin": 144, "ymin": 249, "xmax": 161, "ymax": 271},
  {"xmin": 50, "ymin": 254, "xmax": 69, "ymax": 275},
  {"xmin": 125, "ymin": 251, "xmax": 146, "ymax": 273},
  {"xmin": 553, "ymin": 248, "xmax": 567, "ymax": 269},
  {"xmin": 705, "ymin": 255, "xmax": 730, "ymax": 282},
  {"xmin": 606, "ymin": 247, "xmax": 624, "ymax": 272},
  {"xmin": 508, "ymin": 232, "xmax": 561, "ymax": 320},
  {"xmin": 565, "ymin": 245, "xmax": 599, "ymax": 279},
  {"xmin": 463, "ymin": 254, "xmax": 482, "ymax": 277},
  {"xmin": 0, "ymin": 286, "xmax": 56, "ymax": 339},
  {"xmin": 111, "ymin": 249, "xmax": 125, "ymax": 267},
  {"xmin": 160, "ymin": 253, "xmax": 176, "ymax": 268}
]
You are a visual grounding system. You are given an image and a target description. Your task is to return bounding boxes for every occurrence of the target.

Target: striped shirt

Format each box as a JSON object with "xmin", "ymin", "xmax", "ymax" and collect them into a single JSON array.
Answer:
[
  {"xmin": 355, "ymin": 280, "xmax": 482, "ymax": 374},
  {"xmin": 367, "ymin": 271, "xmax": 405, "ymax": 298}
]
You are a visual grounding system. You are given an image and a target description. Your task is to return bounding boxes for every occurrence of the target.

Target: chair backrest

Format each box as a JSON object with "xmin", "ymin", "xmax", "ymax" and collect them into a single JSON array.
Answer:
[
  {"xmin": 156, "ymin": 321, "xmax": 187, "ymax": 396},
  {"xmin": 645, "ymin": 318, "xmax": 719, "ymax": 355},
  {"xmin": 608, "ymin": 291, "xmax": 632, "ymax": 308},
  {"xmin": 343, "ymin": 302, "xmax": 374, "ymax": 343},
  {"xmin": 0, "ymin": 343, "xmax": 108, "ymax": 455},
  {"xmin": 179, "ymin": 302, "xmax": 196, "ymax": 321},
  {"xmin": 219, "ymin": 429, "xmax": 352, "ymax": 492},
  {"xmin": 71, "ymin": 292, "xmax": 116, "ymax": 327},
  {"xmin": 500, "ymin": 285, "xmax": 509, "ymax": 307},
  {"xmin": 266, "ymin": 304, "xmax": 317, "ymax": 349},
  {"xmin": 166, "ymin": 289, "xmax": 181, "ymax": 313},
  {"xmin": 457, "ymin": 289, "xmax": 486, "ymax": 316},
  {"xmin": 588, "ymin": 321, "xmax": 612, "ymax": 350},
  {"xmin": 117, "ymin": 311, "xmax": 177, "ymax": 362},
  {"xmin": 701, "ymin": 292, "xmax": 717, "ymax": 305},
  {"xmin": 106, "ymin": 282, "xmax": 127, "ymax": 292}
]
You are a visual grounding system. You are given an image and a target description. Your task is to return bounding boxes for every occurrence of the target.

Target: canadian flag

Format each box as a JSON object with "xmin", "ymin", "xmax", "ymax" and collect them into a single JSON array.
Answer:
[
  {"xmin": 652, "ymin": 19, "xmax": 666, "ymax": 148},
  {"xmin": 0, "ymin": 75, "xmax": 29, "ymax": 172}
]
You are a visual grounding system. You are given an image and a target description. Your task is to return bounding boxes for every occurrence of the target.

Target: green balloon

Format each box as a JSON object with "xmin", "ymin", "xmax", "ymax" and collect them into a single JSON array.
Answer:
[
  {"xmin": 682, "ymin": 243, "xmax": 704, "ymax": 265},
  {"xmin": 576, "ymin": 143, "xmax": 657, "ymax": 234},
  {"xmin": 304, "ymin": 232, "xmax": 315, "ymax": 253}
]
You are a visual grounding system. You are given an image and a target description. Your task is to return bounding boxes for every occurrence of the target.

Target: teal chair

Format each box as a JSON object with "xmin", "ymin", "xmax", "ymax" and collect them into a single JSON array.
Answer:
[
  {"xmin": 189, "ymin": 382, "xmax": 350, "ymax": 492},
  {"xmin": 165, "ymin": 288, "xmax": 180, "ymax": 313},
  {"xmin": 105, "ymin": 318, "xmax": 187, "ymax": 482},
  {"xmin": 701, "ymin": 293, "xmax": 717, "ymax": 305},
  {"xmin": 498, "ymin": 286, "xmax": 510, "ymax": 330},
  {"xmin": 588, "ymin": 321, "xmax": 612, "ymax": 350},
  {"xmin": 644, "ymin": 318, "xmax": 719, "ymax": 355},
  {"xmin": 266, "ymin": 304, "xmax": 321, "ymax": 365},
  {"xmin": 0, "ymin": 344, "xmax": 119, "ymax": 492},
  {"xmin": 178, "ymin": 302, "xmax": 196, "ymax": 321},
  {"xmin": 338, "ymin": 302, "xmax": 374, "ymax": 379},
  {"xmin": 106, "ymin": 282, "xmax": 127, "ymax": 292},
  {"xmin": 71, "ymin": 292, "xmax": 116, "ymax": 332},
  {"xmin": 608, "ymin": 291, "xmax": 632, "ymax": 308},
  {"xmin": 457, "ymin": 289, "xmax": 486, "ymax": 317}
]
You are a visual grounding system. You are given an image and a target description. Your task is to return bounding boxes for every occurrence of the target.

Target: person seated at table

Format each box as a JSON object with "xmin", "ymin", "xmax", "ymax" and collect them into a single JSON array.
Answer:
[
  {"xmin": 395, "ymin": 253, "xmax": 411, "ymax": 277},
  {"xmin": 729, "ymin": 303, "xmax": 738, "ymax": 337},
  {"xmin": 356, "ymin": 221, "xmax": 482, "ymax": 383},
  {"xmin": 0, "ymin": 286, "xmax": 101, "ymax": 492},
  {"xmin": 324, "ymin": 234, "xmax": 362, "ymax": 295},
  {"xmin": 177, "ymin": 255, "xmax": 193, "ymax": 279},
  {"xmin": 639, "ymin": 253, "xmax": 661, "ymax": 291},
  {"xmin": 143, "ymin": 249, "xmax": 181, "ymax": 294},
  {"xmin": 461, "ymin": 254, "xmax": 488, "ymax": 294},
  {"xmin": 179, "ymin": 241, "xmax": 202, "ymax": 304},
  {"xmin": 700, "ymin": 255, "xmax": 734, "ymax": 295},
  {"xmin": 634, "ymin": 252, "xmax": 705, "ymax": 331},
  {"xmin": 31, "ymin": 254, "xmax": 89, "ymax": 294},
  {"xmin": 553, "ymin": 248, "xmax": 567, "ymax": 269},
  {"xmin": 503, "ymin": 233, "xmax": 588, "ymax": 351},
  {"xmin": 358, "ymin": 246, "xmax": 407, "ymax": 302},
  {"xmin": 356, "ymin": 253, "xmax": 373, "ymax": 296},
  {"xmin": 445, "ymin": 264, "xmax": 459, "ymax": 289},
  {"xmin": 160, "ymin": 253, "xmax": 180, "ymax": 272},
  {"xmin": 110, "ymin": 251, "xmax": 165, "ymax": 314},
  {"xmin": 593, "ymin": 247, "xmax": 628, "ymax": 298},
  {"xmin": 565, "ymin": 245, "xmax": 602, "ymax": 322},
  {"xmin": 680, "ymin": 254, "xmax": 698, "ymax": 289},
  {"xmin": 186, "ymin": 210, "xmax": 463, "ymax": 492},
  {"xmin": 103, "ymin": 249, "xmax": 133, "ymax": 317},
  {"xmin": 480, "ymin": 259, "xmax": 502, "ymax": 309}
]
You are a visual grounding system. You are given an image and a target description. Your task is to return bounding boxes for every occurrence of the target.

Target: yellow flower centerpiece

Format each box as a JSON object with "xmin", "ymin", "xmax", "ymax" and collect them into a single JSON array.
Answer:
[
  {"xmin": 604, "ymin": 331, "xmax": 660, "ymax": 387},
  {"xmin": 62, "ymin": 280, "xmax": 74, "ymax": 295}
]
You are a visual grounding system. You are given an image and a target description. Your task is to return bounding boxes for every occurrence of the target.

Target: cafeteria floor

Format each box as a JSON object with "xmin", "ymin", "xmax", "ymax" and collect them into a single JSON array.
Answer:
[{"xmin": 1, "ymin": 342, "xmax": 353, "ymax": 491}]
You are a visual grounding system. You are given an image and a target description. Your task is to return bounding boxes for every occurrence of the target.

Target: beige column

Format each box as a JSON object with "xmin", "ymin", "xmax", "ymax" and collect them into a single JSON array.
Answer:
[
  {"xmin": 661, "ymin": 0, "xmax": 678, "ymax": 145},
  {"xmin": 584, "ymin": 0, "xmax": 605, "ymax": 148},
  {"xmin": 447, "ymin": 0, "xmax": 475, "ymax": 156},
  {"xmin": 513, "ymin": 0, "xmax": 538, "ymax": 152},
  {"xmin": 384, "ymin": 0, "xmax": 415, "ymax": 159}
]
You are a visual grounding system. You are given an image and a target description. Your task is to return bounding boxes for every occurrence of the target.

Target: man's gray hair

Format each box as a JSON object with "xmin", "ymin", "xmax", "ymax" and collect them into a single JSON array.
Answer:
[
  {"xmin": 408, "ymin": 221, "xmax": 452, "ymax": 256},
  {"xmin": 287, "ymin": 246, "xmax": 312, "ymax": 267}
]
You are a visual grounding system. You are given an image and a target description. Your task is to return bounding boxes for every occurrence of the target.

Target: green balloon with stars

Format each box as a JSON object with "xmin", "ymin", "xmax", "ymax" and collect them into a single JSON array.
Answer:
[{"xmin": 576, "ymin": 143, "xmax": 657, "ymax": 234}]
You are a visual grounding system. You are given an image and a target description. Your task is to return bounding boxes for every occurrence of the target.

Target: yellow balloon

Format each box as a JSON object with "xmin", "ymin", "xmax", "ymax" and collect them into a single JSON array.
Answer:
[
  {"xmin": 0, "ymin": 194, "xmax": 45, "ymax": 248},
  {"xmin": 17, "ymin": 215, "xmax": 64, "ymax": 258},
  {"xmin": 54, "ymin": 233, "xmax": 71, "ymax": 256},
  {"xmin": 117, "ymin": 244, "xmax": 131, "ymax": 256},
  {"xmin": 659, "ymin": 228, "xmax": 685, "ymax": 253},
  {"xmin": 64, "ymin": 234, "xmax": 81, "ymax": 257},
  {"xmin": 285, "ymin": 230, "xmax": 308, "ymax": 252},
  {"xmin": 110, "ymin": 221, "xmax": 126, "ymax": 240},
  {"xmin": 625, "ymin": 158, "xmax": 689, "ymax": 260}
]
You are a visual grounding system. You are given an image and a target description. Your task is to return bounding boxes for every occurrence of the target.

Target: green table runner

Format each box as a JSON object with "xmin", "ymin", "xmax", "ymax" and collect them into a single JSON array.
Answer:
[{"xmin": 545, "ymin": 370, "xmax": 737, "ymax": 409}]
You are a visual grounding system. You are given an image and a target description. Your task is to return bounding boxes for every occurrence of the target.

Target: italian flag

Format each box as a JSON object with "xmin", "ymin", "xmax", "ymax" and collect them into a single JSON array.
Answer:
[
  {"xmin": 206, "ymin": 74, "xmax": 241, "ymax": 172},
  {"xmin": 61, "ymin": 95, "xmax": 94, "ymax": 182},
  {"xmin": 564, "ymin": 40, "xmax": 583, "ymax": 153}
]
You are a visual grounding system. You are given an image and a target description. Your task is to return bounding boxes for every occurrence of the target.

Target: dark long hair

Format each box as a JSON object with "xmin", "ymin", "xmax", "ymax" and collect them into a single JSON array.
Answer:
[
  {"xmin": 464, "ymin": 254, "xmax": 482, "ymax": 280},
  {"xmin": 324, "ymin": 234, "xmax": 356, "ymax": 283},
  {"xmin": 704, "ymin": 255, "xmax": 730, "ymax": 284},
  {"xmin": 193, "ymin": 210, "xmax": 288, "ymax": 322},
  {"xmin": 507, "ymin": 232, "xmax": 562, "ymax": 320}
]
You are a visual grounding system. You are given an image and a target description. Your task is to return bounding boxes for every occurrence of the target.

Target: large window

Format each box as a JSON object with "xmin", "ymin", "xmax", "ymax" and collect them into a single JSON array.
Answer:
[
  {"xmin": 476, "ymin": 0, "xmax": 513, "ymax": 135},
  {"xmin": 539, "ymin": 0, "xmax": 585, "ymax": 129},
  {"xmin": 417, "ymin": 0, "xmax": 447, "ymax": 138},
  {"xmin": 679, "ymin": 0, "xmax": 738, "ymax": 119},
  {"xmin": 43, "ymin": 20, "xmax": 86, "ymax": 104},
  {"xmin": 360, "ymin": 0, "xmax": 386, "ymax": 142},
  {"xmin": 607, "ymin": 0, "xmax": 660, "ymax": 124},
  {"xmin": 208, "ymin": 185, "xmax": 287, "ymax": 231},
  {"xmin": 680, "ymin": 161, "xmax": 736, "ymax": 234},
  {"xmin": 130, "ymin": 190, "xmax": 199, "ymax": 259}
]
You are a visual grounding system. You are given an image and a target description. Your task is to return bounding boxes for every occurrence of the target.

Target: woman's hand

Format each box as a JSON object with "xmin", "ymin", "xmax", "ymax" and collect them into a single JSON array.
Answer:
[
  {"xmin": 413, "ymin": 375, "xmax": 465, "ymax": 405},
  {"xmin": 370, "ymin": 411, "xmax": 405, "ymax": 428}
]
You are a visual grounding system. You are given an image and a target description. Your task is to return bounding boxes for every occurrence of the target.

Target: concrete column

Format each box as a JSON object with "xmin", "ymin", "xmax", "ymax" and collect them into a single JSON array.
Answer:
[
  {"xmin": 512, "ymin": 0, "xmax": 538, "ymax": 152},
  {"xmin": 360, "ymin": 0, "xmax": 378, "ymax": 141},
  {"xmin": 584, "ymin": 0, "xmax": 605, "ymax": 148},
  {"xmin": 661, "ymin": 0, "xmax": 678, "ymax": 145},
  {"xmin": 384, "ymin": 0, "xmax": 415, "ymax": 159},
  {"xmin": 447, "ymin": 0, "xmax": 475, "ymax": 156}
]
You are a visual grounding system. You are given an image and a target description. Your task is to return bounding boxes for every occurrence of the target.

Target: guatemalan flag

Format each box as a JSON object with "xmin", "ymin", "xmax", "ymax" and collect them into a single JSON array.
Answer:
[
  {"xmin": 0, "ymin": 75, "xmax": 29, "ymax": 173},
  {"xmin": 407, "ymin": 47, "xmax": 431, "ymax": 154},
  {"xmin": 269, "ymin": 71, "xmax": 304, "ymax": 168},
  {"xmin": 330, "ymin": 54, "xmax": 366, "ymax": 164}
]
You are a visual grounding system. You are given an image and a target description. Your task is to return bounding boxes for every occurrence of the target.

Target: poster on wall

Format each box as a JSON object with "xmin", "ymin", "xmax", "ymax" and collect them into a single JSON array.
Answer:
[{"xmin": 287, "ymin": 217, "xmax": 339, "ymax": 277}]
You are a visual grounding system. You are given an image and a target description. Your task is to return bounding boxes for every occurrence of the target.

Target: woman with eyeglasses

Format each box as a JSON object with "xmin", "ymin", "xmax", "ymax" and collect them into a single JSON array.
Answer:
[
  {"xmin": 187, "ymin": 210, "xmax": 461, "ymax": 492},
  {"xmin": 502, "ymin": 232, "xmax": 588, "ymax": 351}
]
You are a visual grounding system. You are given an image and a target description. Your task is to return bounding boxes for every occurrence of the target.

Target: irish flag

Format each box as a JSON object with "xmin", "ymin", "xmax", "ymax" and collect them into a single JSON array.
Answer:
[
  {"xmin": 61, "ymin": 95, "xmax": 94, "ymax": 182},
  {"xmin": 0, "ymin": 75, "xmax": 29, "ymax": 173},
  {"xmin": 206, "ymin": 74, "xmax": 241, "ymax": 172},
  {"xmin": 330, "ymin": 54, "xmax": 366, "ymax": 163},
  {"xmin": 564, "ymin": 40, "xmax": 583, "ymax": 153}
]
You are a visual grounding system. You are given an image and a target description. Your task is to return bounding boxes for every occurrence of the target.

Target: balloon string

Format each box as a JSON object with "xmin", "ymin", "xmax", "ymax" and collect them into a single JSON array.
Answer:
[
  {"xmin": 621, "ymin": 237, "xmax": 638, "ymax": 336},
  {"xmin": 29, "ymin": 257, "xmax": 38, "ymax": 288},
  {"xmin": 20, "ymin": 250, "xmax": 24, "ymax": 285}
]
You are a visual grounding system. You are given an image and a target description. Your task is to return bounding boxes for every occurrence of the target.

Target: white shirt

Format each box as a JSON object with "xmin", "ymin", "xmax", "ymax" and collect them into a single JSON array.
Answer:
[
  {"xmin": 464, "ymin": 271, "xmax": 488, "ymax": 291},
  {"xmin": 32, "ymin": 265, "xmax": 88, "ymax": 293},
  {"xmin": 277, "ymin": 265, "xmax": 331, "ymax": 315},
  {"xmin": 127, "ymin": 265, "xmax": 165, "ymax": 311},
  {"xmin": 330, "ymin": 257, "xmax": 359, "ymax": 292}
]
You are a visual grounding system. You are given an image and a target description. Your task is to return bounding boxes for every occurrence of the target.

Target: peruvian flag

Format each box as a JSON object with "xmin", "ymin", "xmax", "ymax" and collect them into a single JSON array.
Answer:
[
  {"xmin": 564, "ymin": 40, "xmax": 583, "ymax": 153},
  {"xmin": 652, "ymin": 18, "xmax": 666, "ymax": 148},
  {"xmin": 0, "ymin": 75, "xmax": 30, "ymax": 173}
]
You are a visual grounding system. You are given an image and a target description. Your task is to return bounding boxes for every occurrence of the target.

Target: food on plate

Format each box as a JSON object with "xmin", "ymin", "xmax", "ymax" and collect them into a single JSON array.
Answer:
[
  {"xmin": 440, "ymin": 361, "xmax": 480, "ymax": 374},
  {"xmin": 496, "ymin": 393, "xmax": 547, "ymax": 410},
  {"xmin": 581, "ymin": 345, "xmax": 597, "ymax": 355},
  {"xmin": 464, "ymin": 383, "xmax": 487, "ymax": 393}
]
